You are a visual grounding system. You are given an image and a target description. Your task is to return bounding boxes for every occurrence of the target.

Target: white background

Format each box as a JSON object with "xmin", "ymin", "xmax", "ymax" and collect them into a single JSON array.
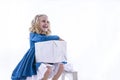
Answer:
[{"xmin": 0, "ymin": 0, "xmax": 120, "ymax": 80}]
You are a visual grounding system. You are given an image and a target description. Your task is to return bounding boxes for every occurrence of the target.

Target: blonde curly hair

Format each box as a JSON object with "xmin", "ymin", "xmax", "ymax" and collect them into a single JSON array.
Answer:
[{"xmin": 29, "ymin": 14, "xmax": 51, "ymax": 35}]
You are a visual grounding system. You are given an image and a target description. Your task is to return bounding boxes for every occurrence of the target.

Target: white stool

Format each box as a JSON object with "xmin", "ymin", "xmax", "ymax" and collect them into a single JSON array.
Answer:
[{"xmin": 61, "ymin": 71, "xmax": 78, "ymax": 80}]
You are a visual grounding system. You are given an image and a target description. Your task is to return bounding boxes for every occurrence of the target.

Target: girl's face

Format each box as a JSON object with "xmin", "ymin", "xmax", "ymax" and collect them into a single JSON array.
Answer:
[{"xmin": 39, "ymin": 15, "xmax": 50, "ymax": 32}]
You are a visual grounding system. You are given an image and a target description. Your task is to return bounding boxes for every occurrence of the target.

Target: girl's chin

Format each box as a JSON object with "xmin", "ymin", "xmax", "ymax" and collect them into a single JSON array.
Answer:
[{"xmin": 42, "ymin": 28, "xmax": 48, "ymax": 32}]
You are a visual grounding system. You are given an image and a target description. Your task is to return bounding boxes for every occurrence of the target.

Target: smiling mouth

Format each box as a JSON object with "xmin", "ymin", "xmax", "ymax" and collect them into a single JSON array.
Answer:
[{"xmin": 43, "ymin": 25, "xmax": 48, "ymax": 28}]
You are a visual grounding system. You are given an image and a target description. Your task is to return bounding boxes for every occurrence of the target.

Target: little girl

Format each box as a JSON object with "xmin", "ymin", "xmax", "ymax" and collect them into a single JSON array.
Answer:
[{"xmin": 11, "ymin": 14, "xmax": 67, "ymax": 80}]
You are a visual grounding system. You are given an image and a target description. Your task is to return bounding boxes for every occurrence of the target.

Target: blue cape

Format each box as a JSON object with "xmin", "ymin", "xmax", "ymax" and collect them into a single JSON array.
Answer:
[{"xmin": 11, "ymin": 32, "xmax": 62, "ymax": 80}]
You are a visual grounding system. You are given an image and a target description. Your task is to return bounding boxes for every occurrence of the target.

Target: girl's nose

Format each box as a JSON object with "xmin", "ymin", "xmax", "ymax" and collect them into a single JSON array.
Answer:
[{"xmin": 44, "ymin": 21, "xmax": 48, "ymax": 24}]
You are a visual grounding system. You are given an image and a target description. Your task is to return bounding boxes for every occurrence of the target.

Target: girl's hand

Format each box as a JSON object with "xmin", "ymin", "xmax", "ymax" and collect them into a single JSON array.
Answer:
[{"xmin": 59, "ymin": 38, "xmax": 64, "ymax": 41}]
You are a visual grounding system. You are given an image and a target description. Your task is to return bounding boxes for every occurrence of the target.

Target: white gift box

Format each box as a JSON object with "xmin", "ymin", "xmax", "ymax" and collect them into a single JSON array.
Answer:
[{"xmin": 35, "ymin": 40, "xmax": 67, "ymax": 63}]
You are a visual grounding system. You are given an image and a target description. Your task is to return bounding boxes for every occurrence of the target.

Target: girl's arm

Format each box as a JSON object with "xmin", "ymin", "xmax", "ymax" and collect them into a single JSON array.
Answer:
[{"xmin": 30, "ymin": 32, "xmax": 60, "ymax": 42}]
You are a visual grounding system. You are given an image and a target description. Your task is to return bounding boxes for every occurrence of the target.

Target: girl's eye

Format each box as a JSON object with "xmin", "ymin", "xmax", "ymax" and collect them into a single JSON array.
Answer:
[
  {"xmin": 42, "ymin": 20, "xmax": 45, "ymax": 22},
  {"xmin": 42, "ymin": 20, "xmax": 49, "ymax": 24},
  {"xmin": 47, "ymin": 21, "xmax": 49, "ymax": 23}
]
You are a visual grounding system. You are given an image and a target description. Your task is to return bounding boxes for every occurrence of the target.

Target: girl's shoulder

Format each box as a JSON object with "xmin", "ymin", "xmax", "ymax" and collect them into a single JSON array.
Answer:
[
  {"xmin": 30, "ymin": 32, "xmax": 36, "ymax": 35},
  {"xmin": 30, "ymin": 32, "xmax": 40, "ymax": 35},
  {"xmin": 30, "ymin": 32, "xmax": 46, "ymax": 37}
]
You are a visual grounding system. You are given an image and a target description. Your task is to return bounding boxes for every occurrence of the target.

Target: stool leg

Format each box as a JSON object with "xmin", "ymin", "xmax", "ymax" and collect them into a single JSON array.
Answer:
[
  {"xmin": 61, "ymin": 72, "xmax": 65, "ymax": 80},
  {"xmin": 72, "ymin": 72, "xmax": 78, "ymax": 80}
]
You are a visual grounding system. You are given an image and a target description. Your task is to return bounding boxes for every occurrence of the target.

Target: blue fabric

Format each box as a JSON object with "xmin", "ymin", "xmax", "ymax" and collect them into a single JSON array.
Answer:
[{"xmin": 11, "ymin": 32, "xmax": 62, "ymax": 80}]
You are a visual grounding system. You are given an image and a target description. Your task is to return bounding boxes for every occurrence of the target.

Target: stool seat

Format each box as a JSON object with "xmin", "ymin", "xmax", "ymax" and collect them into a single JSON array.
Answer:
[{"xmin": 61, "ymin": 71, "xmax": 78, "ymax": 80}]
